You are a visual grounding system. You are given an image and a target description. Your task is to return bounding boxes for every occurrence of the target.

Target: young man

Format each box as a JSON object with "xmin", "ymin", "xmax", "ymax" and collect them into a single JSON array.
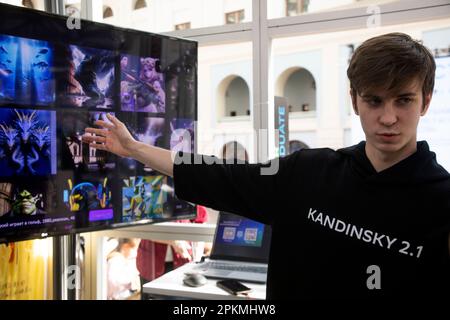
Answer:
[{"xmin": 83, "ymin": 33, "xmax": 450, "ymax": 299}]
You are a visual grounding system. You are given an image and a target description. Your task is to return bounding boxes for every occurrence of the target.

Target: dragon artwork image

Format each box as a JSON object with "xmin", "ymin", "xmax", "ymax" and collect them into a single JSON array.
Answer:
[{"xmin": 0, "ymin": 108, "xmax": 56, "ymax": 176}]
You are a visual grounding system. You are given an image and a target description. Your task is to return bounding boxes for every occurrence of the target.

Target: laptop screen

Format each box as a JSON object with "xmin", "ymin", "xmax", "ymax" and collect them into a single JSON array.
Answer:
[{"xmin": 210, "ymin": 212, "xmax": 271, "ymax": 263}]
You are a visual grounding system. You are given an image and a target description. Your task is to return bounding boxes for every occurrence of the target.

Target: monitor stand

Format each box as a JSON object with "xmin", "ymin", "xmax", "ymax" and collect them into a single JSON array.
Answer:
[{"xmin": 53, "ymin": 234, "xmax": 80, "ymax": 300}]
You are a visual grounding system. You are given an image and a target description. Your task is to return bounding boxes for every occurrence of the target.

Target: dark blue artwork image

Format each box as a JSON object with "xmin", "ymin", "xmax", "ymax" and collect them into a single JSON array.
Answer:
[{"xmin": 0, "ymin": 34, "xmax": 55, "ymax": 106}]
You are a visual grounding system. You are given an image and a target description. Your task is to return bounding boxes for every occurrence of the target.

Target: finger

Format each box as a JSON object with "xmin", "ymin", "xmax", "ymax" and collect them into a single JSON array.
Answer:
[
  {"xmin": 106, "ymin": 113, "xmax": 121, "ymax": 126},
  {"xmin": 94, "ymin": 120, "xmax": 114, "ymax": 130},
  {"xmin": 81, "ymin": 135, "xmax": 94, "ymax": 144},
  {"xmin": 89, "ymin": 142, "xmax": 107, "ymax": 151},
  {"xmin": 81, "ymin": 135, "xmax": 98, "ymax": 144},
  {"xmin": 83, "ymin": 135, "xmax": 106, "ymax": 143},
  {"xmin": 85, "ymin": 128, "xmax": 109, "ymax": 136}
]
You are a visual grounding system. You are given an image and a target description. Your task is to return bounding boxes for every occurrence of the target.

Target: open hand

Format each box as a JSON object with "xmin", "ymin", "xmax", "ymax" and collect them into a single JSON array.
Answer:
[{"xmin": 82, "ymin": 113, "xmax": 137, "ymax": 158}]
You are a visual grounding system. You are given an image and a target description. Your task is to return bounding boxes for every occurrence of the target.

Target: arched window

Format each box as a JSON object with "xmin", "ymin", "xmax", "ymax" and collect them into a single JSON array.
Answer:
[
  {"xmin": 221, "ymin": 141, "xmax": 248, "ymax": 161},
  {"xmin": 22, "ymin": 0, "xmax": 34, "ymax": 9},
  {"xmin": 224, "ymin": 76, "xmax": 250, "ymax": 117},
  {"xmin": 134, "ymin": 0, "xmax": 147, "ymax": 10},
  {"xmin": 289, "ymin": 140, "xmax": 309, "ymax": 154},
  {"xmin": 103, "ymin": 6, "xmax": 113, "ymax": 18},
  {"xmin": 283, "ymin": 68, "xmax": 316, "ymax": 112}
]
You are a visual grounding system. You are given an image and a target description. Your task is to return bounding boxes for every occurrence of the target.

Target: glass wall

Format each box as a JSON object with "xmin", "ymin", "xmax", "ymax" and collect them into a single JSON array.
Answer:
[
  {"xmin": 268, "ymin": 0, "xmax": 401, "ymax": 19},
  {"xmin": 98, "ymin": 0, "xmax": 252, "ymax": 32},
  {"xmin": 0, "ymin": 0, "xmax": 46, "ymax": 11}
]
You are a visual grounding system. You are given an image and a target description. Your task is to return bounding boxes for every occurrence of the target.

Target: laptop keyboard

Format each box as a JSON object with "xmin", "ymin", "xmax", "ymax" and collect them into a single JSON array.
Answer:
[{"xmin": 206, "ymin": 262, "xmax": 267, "ymax": 274}]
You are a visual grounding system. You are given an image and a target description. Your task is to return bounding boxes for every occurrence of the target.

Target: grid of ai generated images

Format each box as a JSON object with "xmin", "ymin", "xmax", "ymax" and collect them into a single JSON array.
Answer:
[{"xmin": 0, "ymin": 32, "xmax": 196, "ymax": 240}]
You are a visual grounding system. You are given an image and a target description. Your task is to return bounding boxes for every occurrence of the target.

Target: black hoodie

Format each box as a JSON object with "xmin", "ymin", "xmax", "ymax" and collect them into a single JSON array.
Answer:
[{"xmin": 174, "ymin": 141, "xmax": 450, "ymax": 299}]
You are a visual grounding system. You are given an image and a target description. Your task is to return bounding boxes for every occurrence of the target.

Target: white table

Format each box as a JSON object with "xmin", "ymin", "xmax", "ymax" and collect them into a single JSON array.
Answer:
[{"xmin": 143, "ymin": 262, "xmax": 266, "ymax": 300}]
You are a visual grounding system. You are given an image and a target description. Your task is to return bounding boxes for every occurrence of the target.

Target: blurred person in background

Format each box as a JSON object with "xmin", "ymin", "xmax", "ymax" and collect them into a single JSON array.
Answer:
[
  {"xmin": 136, "ymin": 205, "xmax": 210, "ymax": 299},
  {"xmin": 107, "ymin": 238, "xmax": 140, "ymax": 300}
]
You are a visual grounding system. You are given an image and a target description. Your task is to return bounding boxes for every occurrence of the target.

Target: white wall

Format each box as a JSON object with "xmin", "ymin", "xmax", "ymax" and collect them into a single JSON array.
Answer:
[{"xmin": 198, "ymin": 41, "xmax": 254, "ymax": 160}]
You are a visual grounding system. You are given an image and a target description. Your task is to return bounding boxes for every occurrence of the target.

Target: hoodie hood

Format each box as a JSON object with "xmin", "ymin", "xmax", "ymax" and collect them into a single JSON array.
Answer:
[{"xmin": 337, "ymin": 141, "xmax": 450, "ymax": 185}]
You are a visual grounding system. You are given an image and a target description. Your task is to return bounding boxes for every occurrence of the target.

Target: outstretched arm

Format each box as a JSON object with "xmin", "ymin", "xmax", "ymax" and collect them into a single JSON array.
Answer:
[
  {"xmin": 83, "ymin": 113, "xmax": 298, "ymax": 224},
  {"xmin": 82, "ymin": 113, "xmax": 174, "ymax": 177}
]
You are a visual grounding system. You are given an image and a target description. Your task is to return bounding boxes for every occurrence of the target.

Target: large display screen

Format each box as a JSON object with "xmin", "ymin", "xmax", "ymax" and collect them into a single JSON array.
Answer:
[{"xmin": 0, "ymin": 4, "xmax": 197, "ymax": 243}]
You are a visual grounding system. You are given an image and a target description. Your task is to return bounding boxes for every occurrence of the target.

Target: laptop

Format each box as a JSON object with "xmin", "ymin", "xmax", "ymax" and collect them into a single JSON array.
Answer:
[{"xmin": 194, "ymin": 211, "xmax": 271, "ymax": 283}]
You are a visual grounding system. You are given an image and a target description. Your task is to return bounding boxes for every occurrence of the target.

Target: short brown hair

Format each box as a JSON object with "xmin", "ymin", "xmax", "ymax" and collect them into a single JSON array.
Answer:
[{"xmin": 347, "ymin": 32, "xmax": 435, "ymax": 99}]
